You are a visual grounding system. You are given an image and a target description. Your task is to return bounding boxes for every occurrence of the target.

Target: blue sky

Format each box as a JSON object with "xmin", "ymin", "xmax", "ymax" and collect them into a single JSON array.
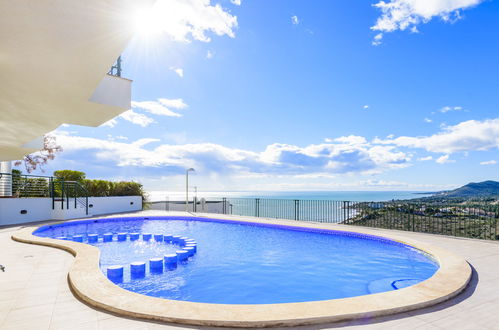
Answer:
[{"xmin": 30, "ymin": 0, "xmax": 499, "ymax": 192}]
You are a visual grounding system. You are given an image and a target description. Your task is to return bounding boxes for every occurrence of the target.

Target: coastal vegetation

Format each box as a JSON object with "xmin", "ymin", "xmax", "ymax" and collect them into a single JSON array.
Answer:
[{"xmin": 345, "ymin": 199, "xmax": 499, "ymax": 240}]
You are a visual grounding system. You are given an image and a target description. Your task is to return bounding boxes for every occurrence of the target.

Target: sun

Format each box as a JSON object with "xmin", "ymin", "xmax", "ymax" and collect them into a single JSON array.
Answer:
[{"xmin": 133, "ymin": 7, "xmax": 163, "ymax": 39}]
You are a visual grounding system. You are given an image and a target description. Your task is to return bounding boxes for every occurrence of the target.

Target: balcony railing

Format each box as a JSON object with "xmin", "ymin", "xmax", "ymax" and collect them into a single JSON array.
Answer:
[
  {"xmin": 108, "ymin": 56, "xmax": 122, "ymax": 77},
  {"xmin": 150, "ymin": 197, "xmax": 499, "ymax": 241},
  {"xmin": 0, "ymin": 172, "xmax": 88, "ymax": 215}
]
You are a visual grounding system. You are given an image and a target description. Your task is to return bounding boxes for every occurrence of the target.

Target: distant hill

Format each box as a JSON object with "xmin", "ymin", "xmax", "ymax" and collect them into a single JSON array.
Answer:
[{"xmin": 435, "ymin": 181, "xmax": 499, "ymax": 198}]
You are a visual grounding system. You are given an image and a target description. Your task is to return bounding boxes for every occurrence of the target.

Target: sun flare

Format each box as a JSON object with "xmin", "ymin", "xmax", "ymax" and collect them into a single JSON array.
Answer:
[{"xmin": 133, "ymin": 7, "xmax": 163, "ymax": 39}]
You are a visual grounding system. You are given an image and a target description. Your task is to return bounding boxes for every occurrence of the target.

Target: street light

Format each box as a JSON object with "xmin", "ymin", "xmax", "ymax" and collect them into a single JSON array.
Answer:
[{"xmin": 185, "ymin": 168, "xmax": 195, "ymax": 212}]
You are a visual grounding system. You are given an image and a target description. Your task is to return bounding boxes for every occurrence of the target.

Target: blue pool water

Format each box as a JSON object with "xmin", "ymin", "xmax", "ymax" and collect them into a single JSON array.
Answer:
[{"xmin": 34, "ymin": 216, "xmax": 438, "ymax": 304}]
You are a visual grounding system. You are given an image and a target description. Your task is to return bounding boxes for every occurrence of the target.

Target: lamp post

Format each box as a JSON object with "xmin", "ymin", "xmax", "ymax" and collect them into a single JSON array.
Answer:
[{"xmin": 185, "ymin": 168, "xmax": 195, "ymax": 212}]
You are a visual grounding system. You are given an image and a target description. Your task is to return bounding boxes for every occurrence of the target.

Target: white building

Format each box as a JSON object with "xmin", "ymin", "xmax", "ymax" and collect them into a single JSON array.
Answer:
[{"xmin": 0, "ymin": 0, "xmax": 154, "ymax": 224}]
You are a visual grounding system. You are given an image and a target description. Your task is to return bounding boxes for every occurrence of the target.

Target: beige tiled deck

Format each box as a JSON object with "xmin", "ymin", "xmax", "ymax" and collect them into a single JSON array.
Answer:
[{"xmin": 1, "ymin": 211, "xmax": 498, "ymax": 330}]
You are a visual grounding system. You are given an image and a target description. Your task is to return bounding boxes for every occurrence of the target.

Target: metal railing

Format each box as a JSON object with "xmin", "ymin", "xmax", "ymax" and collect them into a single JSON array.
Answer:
[
  {"xmin": 108, "ymin": 56, "xmax": 122, "ymax": 77},
  {"xmin": 51, "ymin": 179, "xmax": 89, "ymax": 215},
  {"xmin": 0, "ymin": 172, "xmax": 51, "ymax": 197},
  {"xmin": 0, "ymin": 172, "xmax": 89, "ymax": 215},
  {"xmin": 153, "ymin": 197, "xmax": 499, "ymax": 241},
  {"xmin": 346, "ymin": 200, "xmax": 499, "ymax": 240},
  {"xmin": 149, "ymin": 199, "xmax": 226, "ymax": 213}
]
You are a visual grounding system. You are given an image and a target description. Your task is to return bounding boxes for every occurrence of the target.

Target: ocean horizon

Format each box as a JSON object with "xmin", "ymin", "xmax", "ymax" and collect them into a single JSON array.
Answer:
[{"xmin": 147, "ymin": 190, "xmax": 434, "ymax": 202}]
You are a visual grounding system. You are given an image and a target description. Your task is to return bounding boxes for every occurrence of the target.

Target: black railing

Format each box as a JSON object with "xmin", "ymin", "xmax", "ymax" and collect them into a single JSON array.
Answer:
[
  {"xmin": 207, "ymin": 198, "xmax": 356, "ymax": 223},
  {"xmin": 108, "ymin": 56, "xmax": 122, "ymax": 77},
  {"xmin": 0, "ymin": 172, "xmax": 51, "ymax": 197},
  {"xmin": 346, "ymin": 200, "xmax": 498, "ymax": 240},
  {"xmin": 51, "ymin": 179, "xmax": 89, "ymax": 215},
  {"xmin": 152, "ymin": 197, "xmax": 499, "ymax": 241},
  {"xmin": 0, "ymin": 172, "xmax": 89, "ymax": 215}
]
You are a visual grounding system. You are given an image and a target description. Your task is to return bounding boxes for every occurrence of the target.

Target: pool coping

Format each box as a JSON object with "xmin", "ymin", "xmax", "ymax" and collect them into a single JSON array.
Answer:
[{"xmin": 11, "ymin": 213, "xmax": 472, "ymax": 328}]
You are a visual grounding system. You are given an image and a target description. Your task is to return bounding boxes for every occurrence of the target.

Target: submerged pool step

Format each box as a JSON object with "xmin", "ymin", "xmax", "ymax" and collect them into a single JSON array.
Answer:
[
  {"xmin": 60, "ymin": 232, "xmax": 197, "ymax": 282},
  {"xmin": 106, "ymin": 246, "xmax": 196, "ymax": 281},
  {"xmin": 93, "ymin": 232, "xmax": 197, "ymax": 282},
  {"xmin": 62, "ymin": 232, "xmax": 197, "ymax": 245},
  {"xmin": 130, "ymin": 262, "xmax": 146, "ymax": 278}
]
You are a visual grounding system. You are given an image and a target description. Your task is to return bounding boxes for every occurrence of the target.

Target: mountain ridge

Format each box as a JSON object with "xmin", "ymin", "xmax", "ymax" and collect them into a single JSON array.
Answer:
[{"xmin": 434, "ymin": 180, "xmax": 499, "ymax": 198}]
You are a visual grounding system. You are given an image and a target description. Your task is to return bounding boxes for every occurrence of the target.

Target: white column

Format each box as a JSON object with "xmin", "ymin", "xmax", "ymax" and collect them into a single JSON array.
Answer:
[{"xmin": 0, "ymin": 161, "xmax": 12, "ymax": 197}]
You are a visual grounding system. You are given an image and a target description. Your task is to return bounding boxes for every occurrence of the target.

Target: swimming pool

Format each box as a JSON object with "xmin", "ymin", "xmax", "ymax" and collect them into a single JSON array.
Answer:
[
  {"xmin": 33, "ymin": 216, "xmax": 438, "ymax": 304},
  {"xmin": 14, "ymin": 214, "xmax": 471, "ymax": 327}
]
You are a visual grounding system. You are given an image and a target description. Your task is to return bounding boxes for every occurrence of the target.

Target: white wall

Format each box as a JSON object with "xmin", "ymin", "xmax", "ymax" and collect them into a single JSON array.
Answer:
[
  {"xmin": 0, "ymin": 161, "xmax": 12, "ymax": 197},
  {"xmin": 87, "ymin": 196, "xmax": 142, "ymax": 216},
  {"xmin": 0, "ymin": 198, "xmax": 53, "ymax": 226},
  {"xmin": 0, "ymin": 196, "xmax": 142, "ymax": 226},
  {"xmin": 89, "ymin": 75, "xmax": 131, "ymax": 109}
]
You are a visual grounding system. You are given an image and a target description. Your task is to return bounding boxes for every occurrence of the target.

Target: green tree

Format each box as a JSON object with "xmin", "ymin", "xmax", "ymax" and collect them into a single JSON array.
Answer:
[
  {"xmin": 53, "ymin": 170, "xmax": 86, "ymax": 182},
  {"xmin": 83, "ymin": 180, "xmax": 111, "ymax": 197}
]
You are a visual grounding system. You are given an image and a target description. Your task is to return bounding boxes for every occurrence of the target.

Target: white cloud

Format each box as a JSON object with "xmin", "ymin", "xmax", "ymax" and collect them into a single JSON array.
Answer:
[
  {"xmin": 291, "ymin": 15, "xmax": 300, "ymax": 25},
  {"xmin": 158, "ymin": 98, "xmax": 188, "ymax": 109},
  {"xmin": 424, "ymin": 118, "xmax": 432, "ymax": 123},
  {"xmin": 132, "ymin": 99, "xmax": 188, "ymax": 117},
  {"xmin": 480, "ymin": 160, "xmax": 497, "ymax": 165},
  {"xmin": 101, "ymin": 118, "xmax": 117, "ymax": 128},
  {"xmin": 436, "ymin": 154, "xmax": 455, "ymax": 164},
  {"xmin": 418, "ymin": 156, "xmax": 433, "ymax": 161},
  {"xmin": 170, "ymin": 67, "xmax": 184, "ymax": 78},
  {"xmin": 206, "ymin": 50, "xmax": 214, "ymax": 59},
  {"xmin": 53, "ymin": 133, "xmax": 410, "ymax": 176},
  {"xmin": 230, "ymin": 0, "xmax": 241, "ymax": 5},
  {"xmin": 372, "ymin": 33, "xmax": 383, "ymax": 46},
  {"xmin": 363, "ymin": 105, "xmax": 369, "ymax": 110},
  {"xmin": 119, "ymin": 110, "xmax": 156, "ymax": 127},
  {"xmin": 100, "ymin": 99, "xmax": 188, "ymax": 128},
  {"xmin": 140, "ymin": 0, "xmax": 238, "ymax": 43},
  {"xmin": 334, "ymin": 135, "xmax": 367, "ymax": 145},
  {"xmin": 375, "ymin": 119, "xmax": 499, "ymax": 154},
  {"xmin": 440, "ymin": 105, "xmax": 464, "ymax": 113},
  {"xmin": 107, "ymin": 134, "xmax": 129, "ymax": 141},
  {"xmin": 371, "ymin": 0, "xmax": 484, "ymax": 45}
]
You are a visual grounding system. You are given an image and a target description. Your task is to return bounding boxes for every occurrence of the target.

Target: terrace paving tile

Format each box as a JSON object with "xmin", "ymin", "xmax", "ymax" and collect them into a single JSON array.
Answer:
[
  {"xmin": 50, "ymin": 322, "xmax": 99, "ymax": 330},
  {"xmin": 2, "ymin": 210, "xmax": 499, "ymax": 329},
  {"xmin": 49, "ymin": 308, "xmax": 98, "ymax": 327},
  {"xmin": 0, "ymin": 316, "xmax": 52, "ymax": 330},
  {"xmin": 97, "ymin": 316, "xmax": 150, "ymax": 330},
  {"xmin": 4, "ymin": 304, "xmax": 54, "ymax": 322},
  {"xmin": 13, "ymin": 293, "xmax": 57, "ymax": 309},
  {"xmin": 0, "ymin": 288, "xmax": 26, "ymax": 303}
]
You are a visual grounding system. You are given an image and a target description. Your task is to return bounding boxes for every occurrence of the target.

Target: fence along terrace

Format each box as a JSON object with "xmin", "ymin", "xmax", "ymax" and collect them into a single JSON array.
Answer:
[
  {"xmin": 0, "ymin": 172, "xmax": 142, "ymax": 226},
  {"xmin": 150, "ymin": 197, "xmax": 499, "ymax": 240}
]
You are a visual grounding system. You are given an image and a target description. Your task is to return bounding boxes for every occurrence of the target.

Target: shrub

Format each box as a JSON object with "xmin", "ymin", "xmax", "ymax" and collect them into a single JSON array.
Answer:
[
  {"xmin": 109, "ymin": 181, "xmax": 148, "ymax": 204},
  {"xmin": 109, "ymin": 181, "xmax": 143, "ymax": 196},
  {"xmin": 83, "ymin": 179, "xmax": 147, "ymax": 204},
  {"xmin": 53, "ymin": 170, "xmax": 86, "ymax": 182},
  {"xmin": 49, "ymin": 170, "xmax": 147, "ymax": 206},
  {"xmin": 83, "ymin": 180, "xmax": 111, "ymax": 197}
]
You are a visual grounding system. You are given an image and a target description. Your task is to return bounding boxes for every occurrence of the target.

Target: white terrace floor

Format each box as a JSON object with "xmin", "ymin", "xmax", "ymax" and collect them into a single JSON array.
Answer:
[{"xmin": 1, "ymin": 211, "xmax": 498, "ymax": 330}]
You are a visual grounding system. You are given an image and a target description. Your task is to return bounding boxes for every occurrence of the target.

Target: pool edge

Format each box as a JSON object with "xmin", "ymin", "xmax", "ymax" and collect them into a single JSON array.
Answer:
[{"xmin": 11, "ymin": 213, "xmax": 472, "ymax": 328}]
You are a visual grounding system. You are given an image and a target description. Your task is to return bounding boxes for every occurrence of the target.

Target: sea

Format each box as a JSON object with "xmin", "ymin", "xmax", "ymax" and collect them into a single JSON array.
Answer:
[{"xmin": 147, "ymin": 190, "xmax": 434, "ymax": 202}]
